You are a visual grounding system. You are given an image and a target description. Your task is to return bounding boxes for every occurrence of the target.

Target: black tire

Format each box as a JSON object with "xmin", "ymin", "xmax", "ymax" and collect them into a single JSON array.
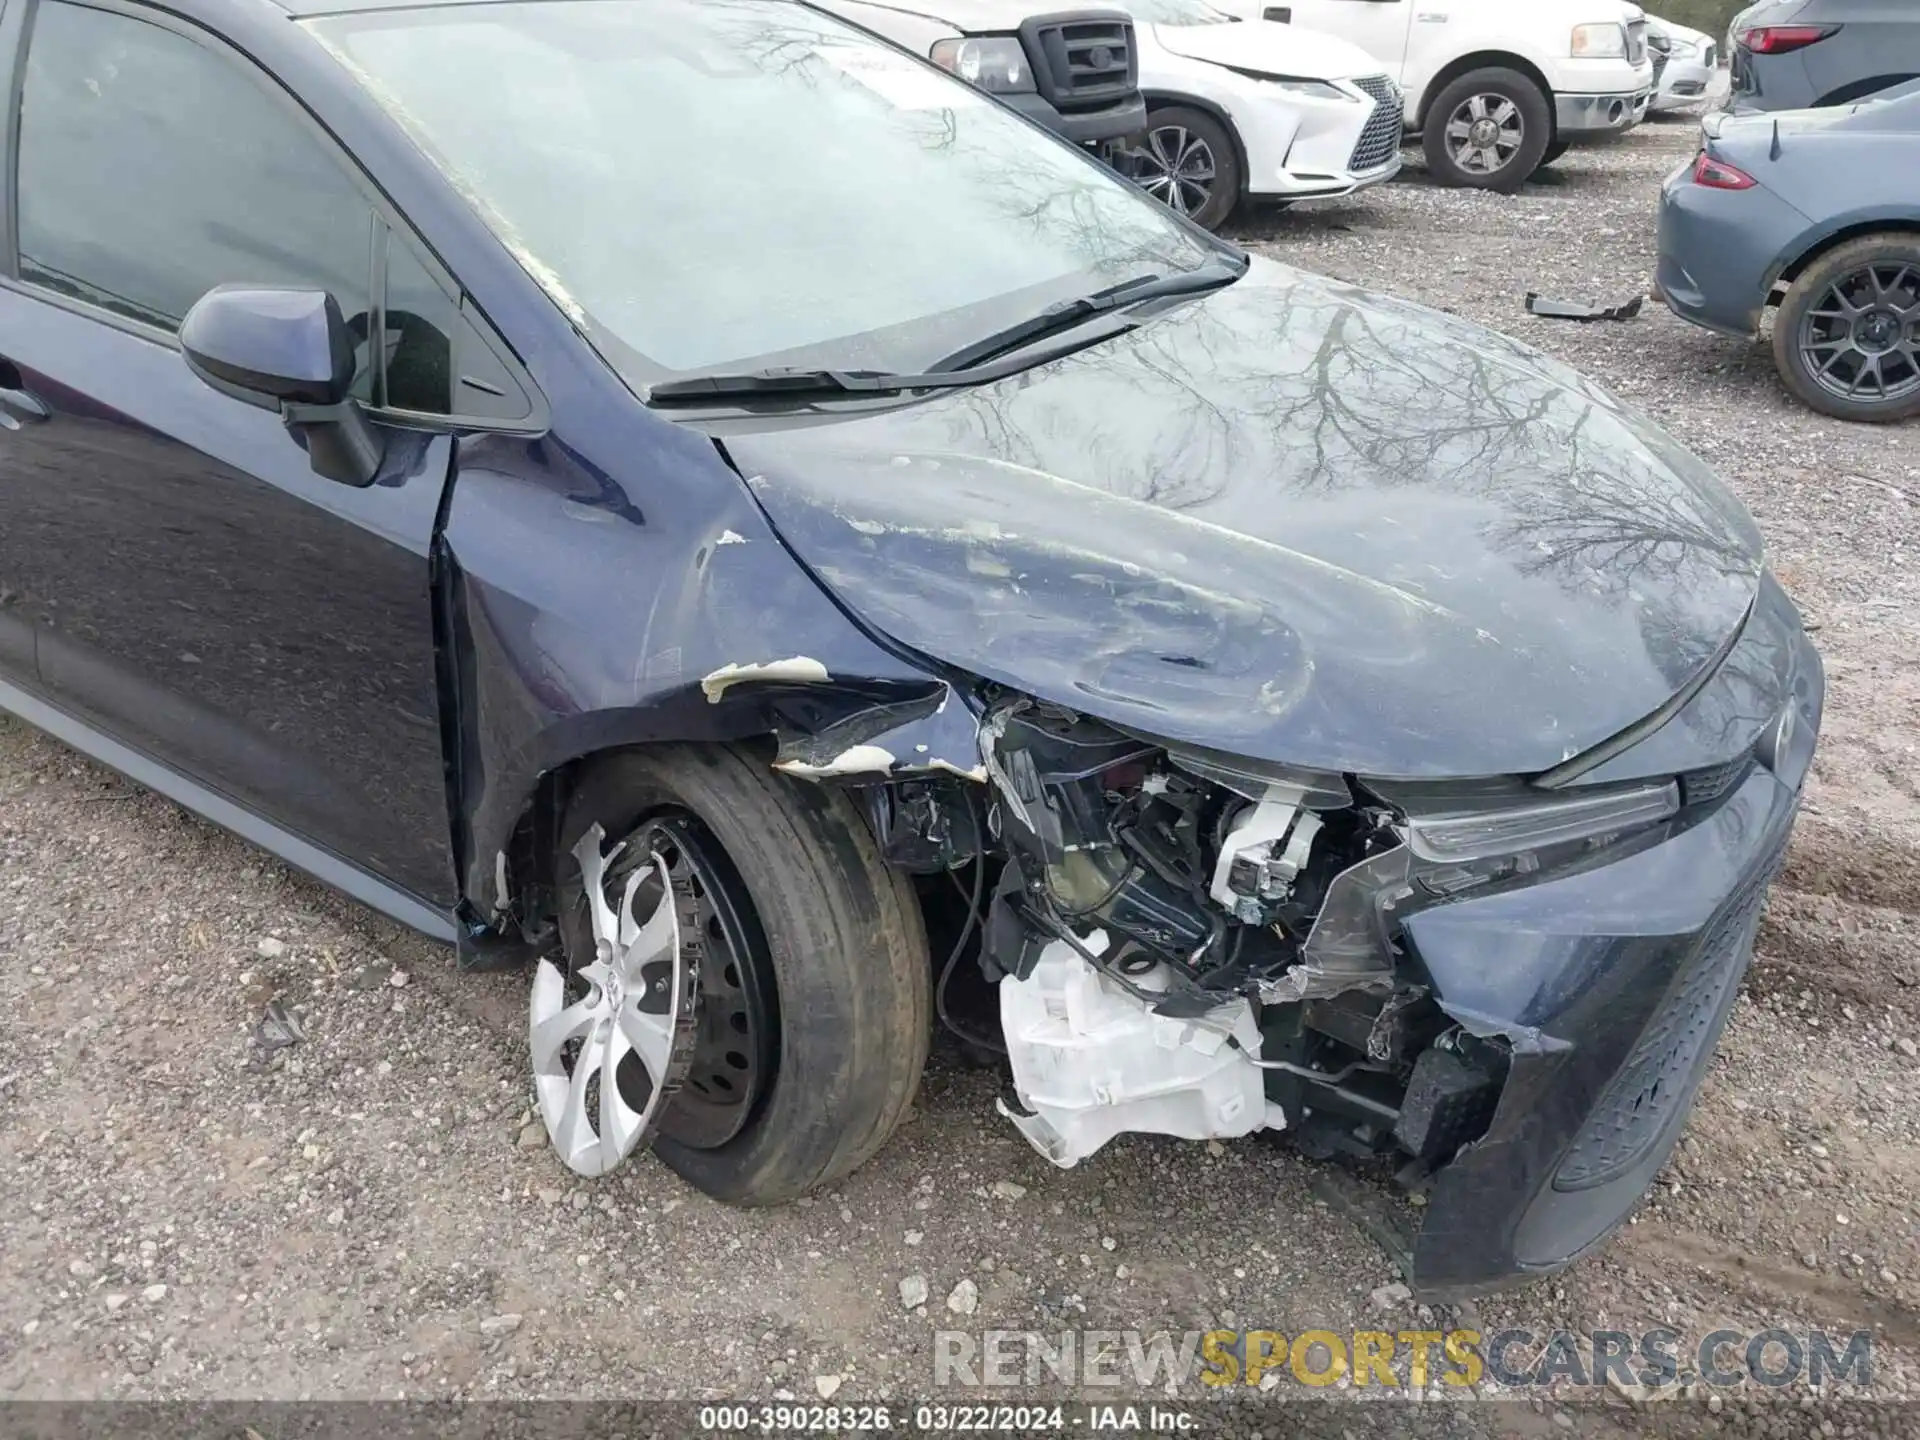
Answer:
[
  {"xmin": 1539, "ymin": 140, "xmax": 1572, "ymax": 167},
  {"xmin": 1772, "ymin": 234, "xmax": 1920, "ymax": 424},
  {"xmin": 1421, "ymin": 68, "xmax": 1552, "ymax": 192},
  {"xmin": 1129, "ymin": 105, "xmax": 1242, "ymax": 231},
  {"xmin": 556, "ymin": 744, "xmax": 931, "ymax": 1204}
]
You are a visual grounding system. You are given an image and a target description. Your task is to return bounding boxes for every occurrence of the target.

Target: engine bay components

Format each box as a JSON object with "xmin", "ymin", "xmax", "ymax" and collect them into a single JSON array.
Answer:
[
  {"xmin": 747, "ymin": 686, "xmax": 1736, "ymax": 1287},
  {"xmin": 995, "ymin": 932, "xmax": 1281, "ymax": 1167}
]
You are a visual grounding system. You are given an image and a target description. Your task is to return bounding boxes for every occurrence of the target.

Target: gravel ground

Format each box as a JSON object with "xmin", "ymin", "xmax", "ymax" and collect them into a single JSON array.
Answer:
[{"xmin": 2, "ymin": 120, "xmax": 1917, "ymax": 1436}]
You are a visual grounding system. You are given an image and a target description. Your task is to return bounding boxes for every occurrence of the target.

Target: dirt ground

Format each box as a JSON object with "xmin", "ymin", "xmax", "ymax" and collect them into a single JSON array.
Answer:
[{"xmin": 2, "ymin": 120, "xmax": 1917, "ymax": 1436}]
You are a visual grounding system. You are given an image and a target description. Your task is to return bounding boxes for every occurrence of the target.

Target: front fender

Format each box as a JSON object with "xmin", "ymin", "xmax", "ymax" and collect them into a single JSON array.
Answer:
[{"xmin": 441, "ymin": 419, "xmax": 949, "ymax": 918}]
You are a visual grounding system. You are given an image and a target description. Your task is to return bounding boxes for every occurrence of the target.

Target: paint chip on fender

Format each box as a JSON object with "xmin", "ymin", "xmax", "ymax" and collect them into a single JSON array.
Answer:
[
  {"xmin": 774, "ymin": 744, "xmax": 897, "ymax": 778},
  {"xmin": 699, "ymin": 657, "xmax": 830, "ymax": 703}
]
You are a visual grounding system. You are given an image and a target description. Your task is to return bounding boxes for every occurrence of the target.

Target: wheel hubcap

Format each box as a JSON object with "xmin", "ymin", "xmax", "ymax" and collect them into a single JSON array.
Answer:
[
  {"xmin": 1128, "ymin": 124, "xmax": 1217, "ymax": 217},
  {"xmin": 1445, "ymin": 94, "xmax": 1523, "ymax": 174},
  {"xmin": 1798, "ymin": 260, "xmax": 1920, "ymax": 406},
  {"xmin": 530, "ymin": 821, "xmax": 699, "ymax": 1177}
]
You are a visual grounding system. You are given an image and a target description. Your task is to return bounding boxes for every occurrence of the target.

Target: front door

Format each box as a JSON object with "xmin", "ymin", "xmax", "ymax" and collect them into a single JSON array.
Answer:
[{"xmin": 0, "ymin": 0, "xmax": 457, "ymax": 903}]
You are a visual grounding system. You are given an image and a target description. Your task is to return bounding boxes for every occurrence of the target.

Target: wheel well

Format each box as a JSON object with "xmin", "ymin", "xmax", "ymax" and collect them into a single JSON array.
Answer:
[
  {"xmin": 1775, "ymin": 220, "xmax": 1920, "ymax": 295},
  {"xmin": 1140, "ymin": 91, "xmax": 1249, "ymax": 194},
  {"xmin": 1414, "ymin": 52, "xmax": 1555, "ymax": 130},
  {"xmin": 495, "ymin": 737, "xmax": 781, "ymax": 930}
]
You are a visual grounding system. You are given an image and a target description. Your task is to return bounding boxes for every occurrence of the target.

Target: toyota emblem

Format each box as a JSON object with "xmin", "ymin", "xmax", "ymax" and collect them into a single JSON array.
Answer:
[{"xmin": 1088, "ymin": 44, "xmax": 1113, "ymax": 68}]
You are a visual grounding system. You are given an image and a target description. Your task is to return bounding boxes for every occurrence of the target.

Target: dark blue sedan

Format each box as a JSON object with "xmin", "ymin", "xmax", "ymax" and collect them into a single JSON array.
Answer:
[{"xmin": 0, "ymin": 0, "xmax": 1822, "ymax": 1294}]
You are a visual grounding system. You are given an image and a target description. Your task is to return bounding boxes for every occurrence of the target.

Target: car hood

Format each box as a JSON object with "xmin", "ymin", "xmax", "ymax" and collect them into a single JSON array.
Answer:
[
  {"xmin": 724, "ymin": 257, "xmax": 1765, "ymax": 779},
  {"xmin": 1152, "ymin": 19, "xmax": 1380, "ymax": 80}
]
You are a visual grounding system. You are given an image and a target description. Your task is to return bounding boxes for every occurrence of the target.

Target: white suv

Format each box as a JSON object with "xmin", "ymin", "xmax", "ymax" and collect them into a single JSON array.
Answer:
[
  {"xmin": 1243, "ymin": 0, "xmax": 1657, "ymax": 189},
  {"xmin": 1118, "ymin": 0, "xmax": 1403, "ymax": 230}
]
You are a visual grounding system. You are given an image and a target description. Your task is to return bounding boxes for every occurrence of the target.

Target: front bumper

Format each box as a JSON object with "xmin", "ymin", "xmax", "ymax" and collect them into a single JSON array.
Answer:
[
  {"xmin": 1255, "ymin": 155, "xmax": 1401, "ymax": 201},
  {"xmin": 1403, "ymin": 618, "xmax": 1824, "ymax": 1297},
  {"xmin": 1556, "ymin": 88, "xmax": 1653, "ymax": 134},
  {"xmin": 1239, "ymin": 74, "xmax": 1405, "ymax": 201},
  {"xmin": 1652, "ymin": 56, "xmax": 1718, "ymax": 110},
  {"xmin": 1655, "ymin": 155, "xmax": 1811, "ymax": 337},
  {"xmin": 1003, "ymin": 90, "xmax": 1147, "ymax": 146}
]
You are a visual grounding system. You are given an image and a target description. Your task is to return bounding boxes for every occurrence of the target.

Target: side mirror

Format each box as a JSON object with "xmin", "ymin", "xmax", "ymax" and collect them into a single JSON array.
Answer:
[{"xmin": 180, "ymin": 285, "xmax": 385, "ymax": 487}]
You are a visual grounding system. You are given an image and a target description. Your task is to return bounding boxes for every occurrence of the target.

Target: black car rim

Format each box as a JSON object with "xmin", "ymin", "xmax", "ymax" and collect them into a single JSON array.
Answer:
[
  {"xmin": 1129, "ymin": 124, "xmax": 1216, "ymax": 217},
  {"xmin": 1797, "ymin": 260, "xmax": 1920, "ymax": 406},
  {"xmin": 602, "ymin": 810, "xmax": 779, "ymax": 1150},
  {"xmin": 1444, "ymin": 94, "xmax": 1523, "ymax": 174}
]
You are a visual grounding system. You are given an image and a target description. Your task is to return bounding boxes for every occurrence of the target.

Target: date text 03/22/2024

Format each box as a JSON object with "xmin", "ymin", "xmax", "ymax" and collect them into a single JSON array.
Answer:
[{"xmin": 696, "ymin": 1404, "xmax": 1196, "ymax": 1432}]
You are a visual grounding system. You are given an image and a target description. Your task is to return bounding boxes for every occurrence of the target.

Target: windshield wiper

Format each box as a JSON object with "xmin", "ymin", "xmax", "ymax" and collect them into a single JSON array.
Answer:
[
  {"xmin": 645, "ymin": 257, "xmax": 1247, "ymax": 406},
  {"xmin": 926, "ymin": 258, "xmax": 1247, "ymax": 374},
  {"xmin": 647, "ymin": 365, "xmax": 991, "ymax": 404}
]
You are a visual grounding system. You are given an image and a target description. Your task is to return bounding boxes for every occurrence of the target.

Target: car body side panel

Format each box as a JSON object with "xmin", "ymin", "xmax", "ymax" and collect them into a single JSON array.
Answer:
[
  {"xmin": 1749, "ymin": 130, "xmax": 1920, "ymax": 286},
  {"xmin": 0, "ymin": 288, "xmax": 462, "ymax": 901},
  {"xmin": 1732, "ymin": 0, "xmax": 1920, "ymax": 111},
  {"xmin": 1797, "ymin": 1, "xmax": 1920, "ymax": 104},
  {"xmin": 438, "ymin": 405, "xmax": 960, "ymax": 915}
]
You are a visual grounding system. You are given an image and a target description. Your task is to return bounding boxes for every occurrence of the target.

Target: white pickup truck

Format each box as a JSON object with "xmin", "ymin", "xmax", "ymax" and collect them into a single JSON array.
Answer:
[{"xmin": 1246, "ymin": 0, "xmax": 1657, "ymax": 189}]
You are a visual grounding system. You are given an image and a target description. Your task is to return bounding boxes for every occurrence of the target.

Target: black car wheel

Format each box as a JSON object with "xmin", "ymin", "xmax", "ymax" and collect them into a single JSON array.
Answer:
[
  {"xmin": 552, "ymin": 743, "xmax": 931, "ymax": 1203},
  {"xmin": 1774, "ymin": 235, "xmax": 1920, "ymax": 423},
  {"xmin": 1421, "ymin": 69, "xmax": 1550, "ymax": 192},
  {"xmin": 1538, "ymin": 140, "xmax": 1572, "ymax": 167},
  {"xmin": 1126, "ymin": 105, "xmax": 1241, "ymax": 231}
]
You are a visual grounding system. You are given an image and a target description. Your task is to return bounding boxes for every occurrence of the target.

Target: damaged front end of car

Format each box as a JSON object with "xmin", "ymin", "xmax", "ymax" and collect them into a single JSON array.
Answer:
[
  {"xmin": 665, "ymin": 255, "xmax": 1827, "ymax": 1293},
  {"xmin": 737, "ymin": 578, "xmax": 1822, "ymax": 1296}
]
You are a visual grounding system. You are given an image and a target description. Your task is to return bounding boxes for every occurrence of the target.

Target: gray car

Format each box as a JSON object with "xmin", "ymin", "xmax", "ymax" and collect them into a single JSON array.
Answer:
[
  {"xmin": 1655, "ymin": 79, "xmax": 1920, "ymax": 421},
  {"xmin": 1727, "ymin": 0, "xmax": 1920, "ymax": 112}
]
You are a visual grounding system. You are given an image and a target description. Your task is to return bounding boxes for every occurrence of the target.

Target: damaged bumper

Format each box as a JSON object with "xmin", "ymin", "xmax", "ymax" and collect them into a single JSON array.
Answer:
[{"xmin": 1407, "ymin": 635, "xmax": 1822, "ymax": 1296}]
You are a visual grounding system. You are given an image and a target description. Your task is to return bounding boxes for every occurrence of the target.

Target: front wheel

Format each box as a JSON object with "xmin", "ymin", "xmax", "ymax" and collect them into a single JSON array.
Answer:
[
  {"xmin": 547, "ymin": 744, "xmax": 931, "ymax": 1203},
  {"xmin": 1772, "ymin": 234, "xmax": 1920, "ymax": 423},
  {"xmin": 1124, "ymin": 105, "xmax": 1242, "ymax": 231},
  {"xmin": 1421, "ymin": 69, "xmax": 1551, "ymax": 192},
  {"xmin": 1538, "ymin": 140, "xmax": 1572, "ymax": 167}
]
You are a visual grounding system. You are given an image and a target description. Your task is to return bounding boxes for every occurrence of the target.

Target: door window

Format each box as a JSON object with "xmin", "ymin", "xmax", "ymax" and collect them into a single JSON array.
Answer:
[
  {"xmin": 16, "ymin": 0, "xmax": 376, "ymax": 392},
  {"xmin": 14, "ymin": 0, "xmax": 536, "ymax": 426}
]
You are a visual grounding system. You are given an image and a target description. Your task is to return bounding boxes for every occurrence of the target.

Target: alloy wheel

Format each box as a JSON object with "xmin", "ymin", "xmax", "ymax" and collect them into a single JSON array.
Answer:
[
  {"xmin": 1130, "ymin": 124, "xmax": 1217, "ymax": 217},
  {"xmin": 530, "ymin": 820, "xmax": 699, "ymax": 1176},
  {"xmin": 1444, "ymin": 94, "xmax": 1524, "ymax": 175},
  {"xmin": 1796, "ymin": 260, "xmax": 1920, "ymax": 407}
]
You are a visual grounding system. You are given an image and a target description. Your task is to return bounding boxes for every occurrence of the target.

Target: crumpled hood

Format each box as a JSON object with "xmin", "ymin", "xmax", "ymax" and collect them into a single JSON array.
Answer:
[
  {"xmin": 1152, "ymin": 19, "xmax": 1381, "ymax": 80},
  {"xmin": 724, "ymin": 257, "xmax": 1765, "ymax": 778}
]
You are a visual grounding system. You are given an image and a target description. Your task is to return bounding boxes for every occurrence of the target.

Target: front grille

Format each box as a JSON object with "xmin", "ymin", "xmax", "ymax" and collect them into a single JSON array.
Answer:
[
  {"xmin": 1019, "ymin": 13, "xmax": 1137, "ymax": 112},
  {"xmin": 1553, "ymin": 838, "xmax": 1784, "ymax": 1192},
  {"xmin": 1347, "ymin": 74, "xmax": 1403, "ymax": 174},
  {"xmin": 1680, "ymin": 750, "xmax": 1754, "ymax": 807}
]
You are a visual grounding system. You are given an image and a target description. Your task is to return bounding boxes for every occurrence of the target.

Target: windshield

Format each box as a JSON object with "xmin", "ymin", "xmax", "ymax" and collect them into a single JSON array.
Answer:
[
  {"xmin": 307, "ymin": 0, "xmax": 1213, "ymax": 381},
  {"xmin": 1125, "ymin": 0, "xmax": 1238, "ymax": 25}
]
